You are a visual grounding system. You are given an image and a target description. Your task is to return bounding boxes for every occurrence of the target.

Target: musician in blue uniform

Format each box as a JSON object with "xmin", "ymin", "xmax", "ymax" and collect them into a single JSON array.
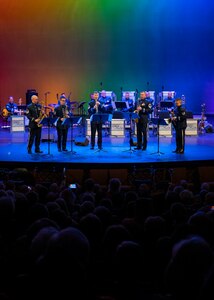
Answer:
[
  {"xmin": 5, "ymin": 96, "xmax": 18, "ymax": 115},
  {"xmin": 122, "ymin": 92, "xmax": 135, "ymax": 112},
  {"xmin": 99, "ymin": 90, "xmax": 113, "ymax": 114}
]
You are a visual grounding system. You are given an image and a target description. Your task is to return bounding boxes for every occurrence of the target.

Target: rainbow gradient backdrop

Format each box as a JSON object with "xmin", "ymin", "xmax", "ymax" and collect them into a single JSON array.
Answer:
[{"xmin": 0, "ymin": 0, "xmax": 214, "ymax": 113}]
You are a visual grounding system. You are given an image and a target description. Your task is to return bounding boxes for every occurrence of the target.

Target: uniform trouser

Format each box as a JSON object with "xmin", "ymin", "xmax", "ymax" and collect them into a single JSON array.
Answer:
[
  {"xmin": 176, "ymin": 128, "xmax": 185, "ymax": 151},
  {"xmin": 136, "ymin": 122, "xmax": 148, "ymax": 149},
  {"xmin": 57, "ymin": 127, "xmax": 68, "ymax": 150},
  {"xmin": 28, "ymin": 127, "xmax": 42, "ymax": 151},
  {"xmin": 91, "ymin": 122, "xmax": 102, "ymax": 148}
]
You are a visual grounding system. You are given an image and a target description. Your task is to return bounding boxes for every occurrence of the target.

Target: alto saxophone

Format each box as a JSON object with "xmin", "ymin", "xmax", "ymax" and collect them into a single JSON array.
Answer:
[{"xmin": 37, "ymin": 105, "xmax": 47, "ymax": 127}]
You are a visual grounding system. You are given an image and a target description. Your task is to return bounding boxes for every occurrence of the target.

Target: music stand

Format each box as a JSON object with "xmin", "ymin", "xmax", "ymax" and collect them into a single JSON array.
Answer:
[
  {"xmin": 62, "ymin": 116, "xmax": 82, "ymax": 154},
  {"xmin": 90, "ymin": 113, "xmax": 112, "ymax": 152},
  {"xmin": 160, "ymin": 101, "xmax": 174, "ymax": 110},
  {"xmin": 115, "ymin": 101, "xmax": 128, "ymax": 111},
  {"xmin": 40, "ymin": 117, "xmax": 58, "ymax": 157},
  {"xmin": 150, "ymin": 117, "xmax": 168, "ymax": 155},
  {"xmin": 122, "ymin": 112, "xmax": 138, "ymax": 153}
]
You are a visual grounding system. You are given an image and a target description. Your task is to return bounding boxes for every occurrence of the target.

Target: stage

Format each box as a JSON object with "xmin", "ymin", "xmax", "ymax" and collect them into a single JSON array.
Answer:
[{"xmin": 0, "ymin": 121, "xmax": 214, "ymax": 169}]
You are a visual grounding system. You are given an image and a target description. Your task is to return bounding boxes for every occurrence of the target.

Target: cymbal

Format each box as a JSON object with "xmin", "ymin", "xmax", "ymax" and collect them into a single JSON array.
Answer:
[
  {"xmin": 70, "ymin": 101, "xmax": 78, "ymax": 105},
  {"xmin": 48, "ymin": 103, "xmax": 57, "ymax": 107}
]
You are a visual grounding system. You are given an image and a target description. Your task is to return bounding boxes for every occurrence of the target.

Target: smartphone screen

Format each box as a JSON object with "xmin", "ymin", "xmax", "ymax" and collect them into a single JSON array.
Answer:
[{"xmin": 69, "ymin": 183, "xmax": 77, "ymax": 189}]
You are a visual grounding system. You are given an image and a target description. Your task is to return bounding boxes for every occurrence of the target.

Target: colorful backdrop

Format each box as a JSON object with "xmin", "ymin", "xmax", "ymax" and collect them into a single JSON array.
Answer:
[{"xmin": 0, "ymin": 0, "xmax": 214, "ymax": 113}]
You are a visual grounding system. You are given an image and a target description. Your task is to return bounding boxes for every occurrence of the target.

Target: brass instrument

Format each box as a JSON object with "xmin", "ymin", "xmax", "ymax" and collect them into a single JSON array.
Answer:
[
  {"xmin": 62, "ymin": 105, "xmax": 69, "ymax": 119},
  {"xmin": 94, "ymin": 100, "xmax": 100, "ymax": 113},
  {"xmin": 1, "ymin": 108, "xmax": 10, "ymax": 118},
  {"xmin": 37, "ymin": 105, "xmax": 47, "ymax": 127},
  {"xmin": 168, "ymin": 109, "xmax": 176, "ymax": 126},
  {"xmin": 133, "ymin": 109, "xmax": 139, "ymax": 123}
]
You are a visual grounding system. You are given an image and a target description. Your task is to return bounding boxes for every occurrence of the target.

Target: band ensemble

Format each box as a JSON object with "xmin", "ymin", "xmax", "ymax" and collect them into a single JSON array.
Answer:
[{"xmin": 1, "ymin": 90, "xmax": 187, "ymax": 154}]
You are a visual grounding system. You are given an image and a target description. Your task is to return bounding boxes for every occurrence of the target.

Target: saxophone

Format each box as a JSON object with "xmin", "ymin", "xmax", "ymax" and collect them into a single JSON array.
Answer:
[
  {"xmin": 37, "ymin": 105, "xmax": 47, "ymax": 127},
  {"xmin": 168, "ymin": 109, "xmax": 176, "ymax": 126}
]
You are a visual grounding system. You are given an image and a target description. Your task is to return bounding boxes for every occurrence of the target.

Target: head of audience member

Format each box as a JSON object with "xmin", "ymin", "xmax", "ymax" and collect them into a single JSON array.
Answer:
[{"xmin": 165, "ymin": 235, "xmax": 213, "ymax": 299}]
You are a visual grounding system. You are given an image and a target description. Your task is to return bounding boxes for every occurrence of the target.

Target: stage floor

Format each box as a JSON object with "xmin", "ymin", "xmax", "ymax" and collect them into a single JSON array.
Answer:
[{"xmin": 0, "ymin": 125, "xmax": 214, "ymax": 170}]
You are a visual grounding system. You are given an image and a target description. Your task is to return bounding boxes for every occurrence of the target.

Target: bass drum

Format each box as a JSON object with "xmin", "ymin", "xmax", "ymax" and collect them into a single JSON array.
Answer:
[{"xmin": 1, "ymin": 108, "xmax": 10, "ymax": 118}]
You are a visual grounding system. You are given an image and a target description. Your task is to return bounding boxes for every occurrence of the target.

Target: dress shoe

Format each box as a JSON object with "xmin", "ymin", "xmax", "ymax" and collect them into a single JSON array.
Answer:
[
  {"xmin": 134, "ymin": 147, "xmax": 141, "ymax": 150},
  {"xmin": 142, "ymin": 148, "xmax": 146, "ymax": 151},
  {"xmin": 90, "ymin": 147, "xmax": 94, "ymax": 150},
  {"xmin": 98, "ymin": 147, "xmax": 103, "ymax": 150},
  {"xmin": 178, "ymin": 150, "xmax": 184, "ymax": 154},
  {"xmin": 28, "ymin": 149, "xmax": 32, "ymax": 154},
  {"xmin": 172, "ymin": 149, "xmax": 178, "ymax": 153},
  {"xmin": 63, "ymin": 149, "xmax": 68, "ymax": 152},
  {"xmin": 35, "ymin": 150, "xmax": 43, "ymax": 153}
]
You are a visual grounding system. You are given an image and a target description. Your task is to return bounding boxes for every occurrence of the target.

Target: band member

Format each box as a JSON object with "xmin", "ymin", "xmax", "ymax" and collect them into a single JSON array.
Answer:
[
  {"xmin": 165, "ymin": 91, "xmax": 175, "ymax": 101},
  {"xmin": 5, "ymin": 96, "xmax": 18, "ymax": 116},
  {"xmin": 171, "ymin": 98, "xmax": 187, "ymax": 154},
  {"xmin": 88, "ymin": 91, "xmax": 105, "ymax": 150},
  {"xmin": 26, "ymin": 95, "xmax": 44, "ymax": 154},
  {"xmin": 57, "ymin": 92, "xmax": 71, "ymax": 112},
  {"xmin": 54, "ymin": 95, "xmax": 70, "ymax": 152},
  {"xmin": 135, "ymin": 91, "xmax": 153, "ymax": 150},
  {"xmin": 99, "ymin": 90, "xmax": 113, "ymax": 114},
  {"xmin": 122, "ymin": 92, "xmax": 135, "ymax": 112}
]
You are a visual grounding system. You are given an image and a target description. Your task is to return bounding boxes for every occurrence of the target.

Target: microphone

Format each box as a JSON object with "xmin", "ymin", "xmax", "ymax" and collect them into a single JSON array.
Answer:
[
  {"xmin": 44, "ymin": 91, "xmax": 50, "ymax": 95},
  {"xmin": 147, "ymin": 82, "xmax": 149, "ymax": 91},
  {"xmin": 100, "ymin": 82, "xmax": 103, "ymax": 86},
  {"xmin": 162, "ymin": 85, "xmax": 164, "ymax": 91}
]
